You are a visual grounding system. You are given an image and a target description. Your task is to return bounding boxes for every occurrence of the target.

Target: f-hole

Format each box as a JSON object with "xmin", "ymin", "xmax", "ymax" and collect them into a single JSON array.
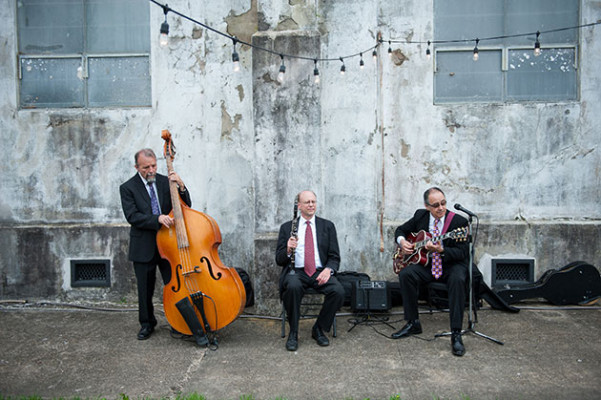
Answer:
[
  {"xmin": 170, "ymin": 264, "xmax": 183, "ymax": 293},
  {"xmin": 201, "ymin": 256, "xmax": 222, "ymax": 281}
]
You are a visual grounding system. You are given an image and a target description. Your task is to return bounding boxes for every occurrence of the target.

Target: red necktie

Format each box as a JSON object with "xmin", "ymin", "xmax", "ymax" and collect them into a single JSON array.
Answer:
[
  {"xmin": 304, "ymin": 221, "xmax": 316, "ymax": 276},
  {"xmin": 431, "ymin": 218, "xmax": 443, "ymax": 279}
]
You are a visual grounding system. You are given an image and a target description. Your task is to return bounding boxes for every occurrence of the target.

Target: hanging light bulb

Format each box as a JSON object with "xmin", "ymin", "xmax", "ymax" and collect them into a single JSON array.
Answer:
[
  {"xmin": 426, "ymin": 41, "xmax": 431, "ymax": 60},
  {"xmin": 232, "ymin": 39, "xmax": 240, "ymax": 72},
  {"xmin": 359, "ymin": 53, "xmax": 365, "ymax": 69},
  {"xmin": 473, "ymin": 38, "xmax": 479, "ymax": 61},
  {"xmin": 159, "ymin": 5, "xmax": 170, "ymax": 47},
  {"xmin": 277, "ymin": 55, "xmax": 286, "ymax": 82},
  {"xmin": 160, "ymin": 22, "xmax": 169, "ymax": 46},
  {"xmin": 313, "ymin": 59, "xmax": 320, "ymax": 84},
  {"xmin": 372, "ymin": 48, "xmax": 378, "ymax": 61},
  {"xmin": 388, "ymin": 40, "xmax": 392, "ymax": 56},
  {"xmin": 534, "ymin": 31, "xmax": 541, "ymax": 57},
  {"xmin": 340, "ymin": 57, "xmax": 346, "ymax": 75}
]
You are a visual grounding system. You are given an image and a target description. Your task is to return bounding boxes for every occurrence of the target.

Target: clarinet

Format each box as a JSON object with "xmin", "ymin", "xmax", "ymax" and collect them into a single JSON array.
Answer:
[{"xmin": 289, "ymin": 195, "xmax": 299, "ymax": 274}]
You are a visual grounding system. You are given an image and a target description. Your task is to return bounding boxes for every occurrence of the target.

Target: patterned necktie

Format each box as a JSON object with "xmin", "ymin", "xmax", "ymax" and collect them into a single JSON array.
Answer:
[
  {"xmin": 304, "ymin": 221, "xmax": 316, "ymax": 276},
  {"xmin": 431, "ymin": 218, "xmax": 443, "ymax": 279},
  {"xmin": 148, "ymin": 182, "xmax": 160, "ymax": 215}
]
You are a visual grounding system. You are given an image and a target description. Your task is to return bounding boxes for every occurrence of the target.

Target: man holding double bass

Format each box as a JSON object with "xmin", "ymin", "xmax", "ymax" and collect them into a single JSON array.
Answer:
[
  {"xmin": 392, "ymin": 187, "xmax": 469, "ymax": 356},
  {"xmin": 120, "ymin": 148, "xmax": 191, "ymax": 340}
]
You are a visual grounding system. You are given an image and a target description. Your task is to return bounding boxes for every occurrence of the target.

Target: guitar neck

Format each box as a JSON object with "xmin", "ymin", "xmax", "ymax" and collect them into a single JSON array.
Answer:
[{"xmin": 415, "ymin": 231, "xmax": 453, "ymax": 248}]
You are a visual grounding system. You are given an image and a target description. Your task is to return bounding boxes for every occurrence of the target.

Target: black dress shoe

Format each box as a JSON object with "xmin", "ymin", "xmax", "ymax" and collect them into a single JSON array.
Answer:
[
  {"xmin": 312, "ymin": 324, "xmax": 330, "ymax": 347},
  {"xmin": 451, "ymin": 332, "xmax": 465, "ymax": 356},
  {"xmin": 137, "ymin": 326, "xmax": 154, "ymax": 340},
  {"xmin": 391, "ymin": 320, "xmax": 423, "ymax": 339},
  {"xmin": 286, "ymin": 331, "xmax": 298, "ymax": 351}
]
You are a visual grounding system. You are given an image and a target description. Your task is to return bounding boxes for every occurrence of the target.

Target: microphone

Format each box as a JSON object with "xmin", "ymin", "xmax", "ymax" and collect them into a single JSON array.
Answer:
[{"xmin": 454, "ymin": 203, "xmax": 477, "ymax": 217}]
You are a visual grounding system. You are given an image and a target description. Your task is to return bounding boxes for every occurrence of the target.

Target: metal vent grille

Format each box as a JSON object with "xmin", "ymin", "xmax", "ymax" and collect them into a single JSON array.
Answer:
[
  {"xmin": 71, "ymin": 260, "xmax": 111, "ymax": 287},
  {"xmin": 491, "ymin": 259, "xmax": 534, "ymax": 289}
]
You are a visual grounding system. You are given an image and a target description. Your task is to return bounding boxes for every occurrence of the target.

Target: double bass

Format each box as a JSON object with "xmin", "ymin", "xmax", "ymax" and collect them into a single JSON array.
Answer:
[{"xmin": 157, "ymin": 130, "xmax": 246, "ymax": 345}]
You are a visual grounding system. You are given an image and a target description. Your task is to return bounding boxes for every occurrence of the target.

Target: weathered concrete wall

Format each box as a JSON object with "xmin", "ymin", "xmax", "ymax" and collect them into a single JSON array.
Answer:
[
  {"xmin": 0, "ymin": 225, "xmax": 133, "ymax": 302},
  {"xmin": 1, "ymin": 1, "xmax": 599, "ymax": 315}
]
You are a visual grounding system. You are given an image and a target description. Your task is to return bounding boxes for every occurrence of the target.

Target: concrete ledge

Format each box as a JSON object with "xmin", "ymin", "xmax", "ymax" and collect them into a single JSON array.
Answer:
[{"xmin": 1, "ymin": 221, "xmax": 599, "ymax": 314}]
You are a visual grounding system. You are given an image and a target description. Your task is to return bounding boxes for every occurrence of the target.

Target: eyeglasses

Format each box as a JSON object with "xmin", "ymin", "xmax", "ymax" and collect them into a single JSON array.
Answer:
[{"xmin": 427, "ymin": 200, "xmax": 447, "ymax": 208}]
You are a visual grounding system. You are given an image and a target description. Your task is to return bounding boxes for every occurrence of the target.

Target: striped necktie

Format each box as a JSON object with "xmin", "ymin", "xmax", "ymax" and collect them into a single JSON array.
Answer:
[{"xmin": 431, "ymin": 218, "xmax": 443, "ymax": 279}]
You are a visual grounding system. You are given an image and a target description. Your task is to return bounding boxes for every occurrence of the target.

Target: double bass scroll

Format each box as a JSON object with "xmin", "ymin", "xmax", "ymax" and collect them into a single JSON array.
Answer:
[{"xmin": 157, "ymin": 130, "xmax": 246, "ymax": 338}]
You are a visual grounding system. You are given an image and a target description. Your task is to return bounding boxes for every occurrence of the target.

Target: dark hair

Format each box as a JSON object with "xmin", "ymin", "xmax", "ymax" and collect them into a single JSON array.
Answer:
[
  {"xmin": 134, "ymin": 148, "xmax": 156, "ymax": 166},
  {"xmin": 423, "ymin": 187, "xmax": 445, "ymax": 205}
]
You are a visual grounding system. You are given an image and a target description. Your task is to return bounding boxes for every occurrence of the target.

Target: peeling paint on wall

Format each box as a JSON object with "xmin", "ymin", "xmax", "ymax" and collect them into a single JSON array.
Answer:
[
  {"xmin": 236, "ymin": 84, "xmax": 245, "ymax": 102},
  {"xmin": 1, "ymin": 0, "xmax": 600, "ymax": 309},
  {"xmin": 391, "ymin": 49, "xmax": 409, "ymax": 66},
  {"xmin": 221, "ymin": 101, "xmax": 242, "ymax": 141},
  {"xmin": 225, "ymin": 0, "xmax": 258, "ymax": 44}
]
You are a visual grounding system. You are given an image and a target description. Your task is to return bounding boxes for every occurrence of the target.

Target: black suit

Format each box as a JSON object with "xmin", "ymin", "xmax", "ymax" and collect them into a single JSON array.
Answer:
[
  {"xmin": 275, "ymin": 216, "xmax": 345, "ymax": 334},
  {"xmin": 395, "ymin": 209, "xmax": 469, "ymax": 331},
  {"xmin": 120, "ymin": 173, "xmax": 191, "ymax": 328}
]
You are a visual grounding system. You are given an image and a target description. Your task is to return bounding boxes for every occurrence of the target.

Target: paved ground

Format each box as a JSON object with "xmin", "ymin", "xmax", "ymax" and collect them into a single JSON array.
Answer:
[{"xmin": 1, "ymin": 300, "xmax": 600, "ymax": 400}]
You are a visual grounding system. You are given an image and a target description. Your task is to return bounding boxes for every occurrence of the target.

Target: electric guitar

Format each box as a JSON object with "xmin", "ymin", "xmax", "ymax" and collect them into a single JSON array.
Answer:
[{"xmin": 392, "ymin": 227, "xmax": 468, "ymax": 274}]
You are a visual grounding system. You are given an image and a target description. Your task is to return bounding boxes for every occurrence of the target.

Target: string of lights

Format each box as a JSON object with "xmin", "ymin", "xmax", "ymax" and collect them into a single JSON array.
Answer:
[
  {"xmin": 150, "ymin": 0, "xmax": 600, "ymax": 75},
  {"xmin": 390, "ymin": 20, "xmax": 601, "ymax": 60},
  {"xmin": 149, "ymin": 0, "xmax": 379, "ymax": 81}
]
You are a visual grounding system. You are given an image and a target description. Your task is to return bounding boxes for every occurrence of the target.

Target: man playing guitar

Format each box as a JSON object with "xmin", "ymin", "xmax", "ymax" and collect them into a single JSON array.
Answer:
[{"xmin": 391, "ymin": 187, "xmax": 469, "ymax": 356}]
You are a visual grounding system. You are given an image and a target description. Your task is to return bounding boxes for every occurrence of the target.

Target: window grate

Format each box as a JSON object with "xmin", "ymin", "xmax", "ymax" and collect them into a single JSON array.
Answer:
[
  {"xmin": 491, "ymin": 259, "xmax": 534, "ymax": 289},
  {"xmin": 71, "ymin": 259, "xmax": 110, "ymax": 287}
]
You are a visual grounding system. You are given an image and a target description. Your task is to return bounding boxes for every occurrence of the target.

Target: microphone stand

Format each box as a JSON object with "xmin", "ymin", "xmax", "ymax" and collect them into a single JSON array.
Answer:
[
  {"xmin": 462, "ymin": 214, "xmax": 503, "ymax": 344},
  {"xmin": 436, "ymin": 214, "xmax": 503, "ymax": 345}
]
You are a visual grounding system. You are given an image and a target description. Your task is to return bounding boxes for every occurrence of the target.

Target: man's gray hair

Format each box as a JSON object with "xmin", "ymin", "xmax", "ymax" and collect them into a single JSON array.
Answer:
[{"xmin": 134, "ymin": 148, "xmax": 156, "ymax": 166}]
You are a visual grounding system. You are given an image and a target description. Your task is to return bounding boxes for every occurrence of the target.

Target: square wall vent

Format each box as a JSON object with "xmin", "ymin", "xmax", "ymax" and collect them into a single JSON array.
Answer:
[
  {"xmin": 70, "ymin": 259, "xmax": 111, "ymax": 288},
  {"xmin": 491, "ymin": 258, "xmax": 535, "ymax": 289}
]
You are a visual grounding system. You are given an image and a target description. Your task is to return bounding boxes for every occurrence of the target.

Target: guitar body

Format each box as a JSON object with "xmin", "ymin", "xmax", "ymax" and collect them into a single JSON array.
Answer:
[
  {"xmin": 398, "ymin": 230, "xmax": 433, "ymax": 268},
  {"xmin": 392, "ymin": 227, "xmax": 467, "ymax": 274},
  {"xmin": 496, "ymin": 261, "xmax": 601, "ymax": 305}
]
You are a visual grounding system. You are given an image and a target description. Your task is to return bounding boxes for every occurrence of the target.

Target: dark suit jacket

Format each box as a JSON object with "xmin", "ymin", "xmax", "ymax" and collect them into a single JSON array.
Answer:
[
  {"xmin": 275, "ymin": 216, "xmax": 341, "ymax": 294},
  {"xmin": 394, "ymin": 209, "xmax": 469, "ymax": 267},
  {"xmin": 120, "ymin": 173, "xmax": 191, "ymax": 263}
]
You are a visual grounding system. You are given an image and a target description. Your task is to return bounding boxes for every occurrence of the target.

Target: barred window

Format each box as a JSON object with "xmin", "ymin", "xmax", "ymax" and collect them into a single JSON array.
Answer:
[
  {"xmin": 434, "ymin": 0, "xmax": 579, "ymax": 103},
  {"xmin": 17, "ymin": 0, "xmax": 151, "ymax": 108}
]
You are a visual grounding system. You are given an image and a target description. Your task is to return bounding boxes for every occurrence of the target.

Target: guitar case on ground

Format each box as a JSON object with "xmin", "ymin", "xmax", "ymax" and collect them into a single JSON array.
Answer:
[{"xmin": 495, "ymin": 261, "xmax": 601, "ymax": 306}]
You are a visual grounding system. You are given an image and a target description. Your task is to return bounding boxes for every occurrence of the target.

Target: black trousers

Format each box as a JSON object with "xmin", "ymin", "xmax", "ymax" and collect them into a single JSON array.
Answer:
[
  {"xmin": 133, "ymin": 251, "xmax": 171, "ymax": 329},
  {"xmin": 398, "ymin": 261, "xmax": 468, "ymax": 331},
  {"xmin": 282, "ymin": 269, "xmax": 345, "ymax": 334}
]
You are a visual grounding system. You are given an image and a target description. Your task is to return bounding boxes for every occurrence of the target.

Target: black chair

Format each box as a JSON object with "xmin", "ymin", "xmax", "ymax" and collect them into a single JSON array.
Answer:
[
  {"xmin": 426, "ymin": 280, "xmax": 480, "ymax": 323},
  {"xmin": 426, "ymin": 264, "xmax": 485, "ymax": 320},
  {"xmin": 280, "ymin": 287, "xmax": 337, "ymax": 338}
]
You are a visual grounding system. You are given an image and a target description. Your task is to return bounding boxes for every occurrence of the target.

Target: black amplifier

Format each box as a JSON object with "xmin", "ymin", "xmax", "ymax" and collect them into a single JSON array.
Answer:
[{"xmin": 351, "ymin": 280, "xmax": 391, "ymax": 312}]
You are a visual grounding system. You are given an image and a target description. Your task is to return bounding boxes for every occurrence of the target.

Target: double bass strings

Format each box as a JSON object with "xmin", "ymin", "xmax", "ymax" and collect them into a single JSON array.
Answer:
[{"xmin": 178, "ymin": 246, "xmax": 219, "ymax": 331}]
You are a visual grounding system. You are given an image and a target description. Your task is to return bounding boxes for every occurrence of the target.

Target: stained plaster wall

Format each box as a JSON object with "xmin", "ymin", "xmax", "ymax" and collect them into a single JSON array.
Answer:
[{"xmin": 0, "ymin": 1, "xmax": 599, "ymax": 314}]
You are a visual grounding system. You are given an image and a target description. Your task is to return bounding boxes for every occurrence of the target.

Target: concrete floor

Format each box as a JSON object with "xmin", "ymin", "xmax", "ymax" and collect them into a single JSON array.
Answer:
[{"xmin": 1, "ymin": 301, "xmax": 600, "ymax": 400}]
